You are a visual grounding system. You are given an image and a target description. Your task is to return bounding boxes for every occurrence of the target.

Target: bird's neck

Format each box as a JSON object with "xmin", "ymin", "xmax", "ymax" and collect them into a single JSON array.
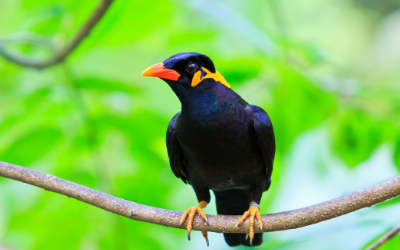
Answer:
[
  {"xmin": 181, "ymin": 91, "xmax": 218, "ymax": 115},
  {"xmin": 181, "ymin": 85, "xmax": 239, "ymax": 117},
  {"xmin": 166, "ymin": 79, "xmax": 240, "ymax": 116}
]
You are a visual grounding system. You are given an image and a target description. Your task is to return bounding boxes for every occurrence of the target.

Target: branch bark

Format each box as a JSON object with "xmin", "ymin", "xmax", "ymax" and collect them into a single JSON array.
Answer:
[
  {"xmin": 0, "ymin": 0, "xmax": 114, "ymax": 69},
  {"xmin": 366, "ymin": 225, "xmax": 400, "ymax": 250},
  {"xmin": 0, "ymin": 161, "xmax": 400, "ymax": 233}
]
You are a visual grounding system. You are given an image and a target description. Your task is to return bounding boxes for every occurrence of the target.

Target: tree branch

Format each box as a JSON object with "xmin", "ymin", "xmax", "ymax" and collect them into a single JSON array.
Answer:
[
  {"xmin": 0, "ymin": 161, "xmax": 400, "ymax": 233},
  {"xmin": 0, "ymin": 0, "xmax": 114, "ymax": 69},
  {"xmin": 366, "ymin": 225, "xmax": 400, "ymax": 250}
]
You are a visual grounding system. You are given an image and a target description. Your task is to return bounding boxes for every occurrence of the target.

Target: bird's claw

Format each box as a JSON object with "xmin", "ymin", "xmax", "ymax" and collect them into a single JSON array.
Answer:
[
  {"xmin": 202, "ymin": 231, "xmax": 209, "ymax": 247},
  {"xmin": 204, "ymin": 216, "xmax": 209, "ymax": 225},
  {"xmin": 236, "ymin": 203, "xmax": 263, "ymax": 245},
  {"xmin": 179, "ymin": 201, "xmax": 209, "ymax": 243}
]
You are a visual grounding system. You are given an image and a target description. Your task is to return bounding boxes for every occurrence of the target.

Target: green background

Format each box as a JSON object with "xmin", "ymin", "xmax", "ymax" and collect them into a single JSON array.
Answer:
[{"xmin": 1, "ymin": 0, "xmax": 400, "ymax": 249}]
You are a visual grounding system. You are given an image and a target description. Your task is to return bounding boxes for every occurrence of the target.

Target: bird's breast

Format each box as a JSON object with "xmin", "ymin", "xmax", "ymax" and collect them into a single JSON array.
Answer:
[
  {"xmin": 176, "ymin": 102, "xmax": 265, "ymax": 189},
  {"xmin": 177, "ymin": 102, "xmax": 250, "ymax": 154}
]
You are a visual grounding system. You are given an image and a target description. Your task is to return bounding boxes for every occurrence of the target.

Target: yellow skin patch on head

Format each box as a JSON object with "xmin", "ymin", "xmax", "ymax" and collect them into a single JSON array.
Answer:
[{"xmin": 191, "ymin": 67, "xmax": 231, "ymax": 88}]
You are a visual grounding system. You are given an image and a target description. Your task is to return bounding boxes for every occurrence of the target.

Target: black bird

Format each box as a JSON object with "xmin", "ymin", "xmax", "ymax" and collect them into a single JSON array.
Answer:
[{"xmin": 142, "ymin": 53, "xmax": 275, "ymax": 247}]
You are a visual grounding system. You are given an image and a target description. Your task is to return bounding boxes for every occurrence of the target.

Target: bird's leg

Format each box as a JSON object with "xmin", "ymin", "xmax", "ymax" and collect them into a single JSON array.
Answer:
[
  {"xmin": 234, "ymin": 201, "xmax": 263, "ymax": 246},
  {"xmin": 179, "ymin": 200, "xmax": 209, "ymax": 243}
]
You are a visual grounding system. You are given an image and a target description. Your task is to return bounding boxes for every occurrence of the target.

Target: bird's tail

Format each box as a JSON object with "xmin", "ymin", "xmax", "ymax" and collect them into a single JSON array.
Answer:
[{"xmin": 213, "ymin": 189, "xmax": 262, "ymax": 247}]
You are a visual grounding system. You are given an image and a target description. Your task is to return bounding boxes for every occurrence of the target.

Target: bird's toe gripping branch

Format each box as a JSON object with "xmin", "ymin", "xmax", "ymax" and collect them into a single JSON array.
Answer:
[
  {"xmin": 179, "ymin": 201, "xmax": 209, "ymax": 246},
  {"xmin": 234, "ymin": 201, "xmax": 263, "ymax": 246}
]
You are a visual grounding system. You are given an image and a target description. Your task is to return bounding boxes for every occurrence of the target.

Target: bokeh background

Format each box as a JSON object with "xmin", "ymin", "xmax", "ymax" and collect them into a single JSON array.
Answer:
[{"xmin": 0, "ymin": 0, "xmax": 400, "ymax": 249}]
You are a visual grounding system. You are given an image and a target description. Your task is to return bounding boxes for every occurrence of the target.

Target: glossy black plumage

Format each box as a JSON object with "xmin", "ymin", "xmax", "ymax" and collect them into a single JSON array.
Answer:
[{"xmin": 161, "ymin": 53, "xmax": 275, "ymax": 247}]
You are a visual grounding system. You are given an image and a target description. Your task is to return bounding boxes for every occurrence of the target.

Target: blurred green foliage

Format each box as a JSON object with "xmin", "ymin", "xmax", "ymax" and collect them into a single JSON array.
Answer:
[{"xmin": 1, "ymin": 0, "xmax": 400, "ymax": 249}]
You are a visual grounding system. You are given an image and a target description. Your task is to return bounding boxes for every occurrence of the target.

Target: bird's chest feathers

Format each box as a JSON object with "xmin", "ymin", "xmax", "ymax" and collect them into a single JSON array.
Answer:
[{"xmin": 177, "ymin": 101, "xmax": 249, "ymax": 154}]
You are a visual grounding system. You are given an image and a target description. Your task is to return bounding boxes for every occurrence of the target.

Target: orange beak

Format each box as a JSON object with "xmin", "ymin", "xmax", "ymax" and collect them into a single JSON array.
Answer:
[{"xmin": 141, "ymin": 63, "xmax": 180, "ymax": 81}]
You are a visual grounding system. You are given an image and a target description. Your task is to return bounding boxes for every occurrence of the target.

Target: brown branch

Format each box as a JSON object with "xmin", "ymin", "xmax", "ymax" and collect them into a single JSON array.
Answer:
[
  {"xmin": 366, "ymin": 225, "xmax": 400, "ymax": 250},
  {"xmin": 0, "ymin": 0, "xmax": 114, "ymax": 69},
  {"xmin": 0, "ymin": 160, "xmax": 400, "ymax": 233}
]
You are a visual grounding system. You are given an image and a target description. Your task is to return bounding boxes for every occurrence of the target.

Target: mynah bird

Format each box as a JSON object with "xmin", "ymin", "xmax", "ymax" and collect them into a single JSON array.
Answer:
[{"xmin": 142, "ymin": 52, "xmax": 275, "ymax": 247}]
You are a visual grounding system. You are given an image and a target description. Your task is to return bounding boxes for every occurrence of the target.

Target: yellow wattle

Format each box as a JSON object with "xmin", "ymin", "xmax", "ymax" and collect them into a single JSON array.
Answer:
[{"xmin": 191, "ymin": 67, "xmax": 231, "ymax": 88}]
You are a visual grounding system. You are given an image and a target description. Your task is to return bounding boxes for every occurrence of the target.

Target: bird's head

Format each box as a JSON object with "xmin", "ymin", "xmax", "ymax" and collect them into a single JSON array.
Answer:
[{"xmin": 142, "ymin": 52, "xmax": 230, "ymax": 102}]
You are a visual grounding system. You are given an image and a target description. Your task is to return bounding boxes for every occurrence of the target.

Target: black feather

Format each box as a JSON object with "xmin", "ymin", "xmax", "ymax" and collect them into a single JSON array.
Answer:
[{"xmin": 160, "ymin": 53, "xmax": 275, "ymax": 247}]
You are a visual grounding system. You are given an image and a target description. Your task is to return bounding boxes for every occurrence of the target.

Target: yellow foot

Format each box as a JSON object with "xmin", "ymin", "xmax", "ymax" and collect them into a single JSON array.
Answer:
[
  {"xmin": 234, "ymin": 201, "xmax": 263, "ymax": 247},
  {"xmin": 179, "ymin": 201, "xmax": 209, "ymax": 244}
]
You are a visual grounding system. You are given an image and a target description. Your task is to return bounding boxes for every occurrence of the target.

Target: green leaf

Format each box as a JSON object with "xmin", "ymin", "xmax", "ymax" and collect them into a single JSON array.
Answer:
[
  {"xmin": 269, "ymin": 65, "xmax": 336, "ymax": 153},
  {"xmin": 0, "ymin": 128, "xmax": 62, "ymax": 166},
  {"xmin": 363, "ymin": 233, "xmax": 400, "ymax": 250},
  {"xmin": 332, "ymin": 110, "xmax": 388, "ymax": 168},
  {"xmin": 215, "ymin": 57, "xmax": 263, "ymax": 85},
  {"xmin": 89, "ymin": 0, "xmax": 173, "ymax": 46},
  {"xmin": 74, "ymin": 77, "xmax": 141, "ymax": 94},
  {"xmin": 394, "ymin": 137, "xmax": 400, "ymax": 171}
]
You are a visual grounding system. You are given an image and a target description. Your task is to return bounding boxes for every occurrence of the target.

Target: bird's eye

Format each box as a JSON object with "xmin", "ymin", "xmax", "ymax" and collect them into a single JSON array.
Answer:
[{"xmin": 186, "ymin": 63, "xmax": 199, "ymax": 74}]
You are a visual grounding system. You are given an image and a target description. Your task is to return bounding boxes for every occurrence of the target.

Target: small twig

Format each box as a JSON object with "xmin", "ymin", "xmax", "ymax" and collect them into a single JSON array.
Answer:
[
  {"xmin": 1, "ymin": 161, "xmax": 400, "ymax": 233},
  {"xmin": 0, "ymin": 33, "xmax": 53, "ymax": 47},
  {"xmin": 366, "ymin": 226, "xmax": 400, "ymax": 250},
  {"xmin": 0, "ymin": 0, "xmax": 114, "ymax": 69}
]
